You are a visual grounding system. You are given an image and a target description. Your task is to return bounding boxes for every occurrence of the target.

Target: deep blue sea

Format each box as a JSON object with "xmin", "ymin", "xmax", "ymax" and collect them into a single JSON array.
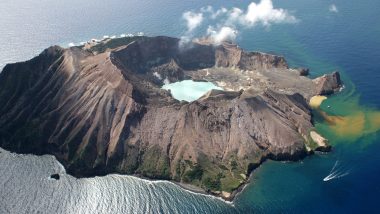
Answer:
[{"xmin": 1, "ymin": 0, "xmax": 380, "ymax": 213}]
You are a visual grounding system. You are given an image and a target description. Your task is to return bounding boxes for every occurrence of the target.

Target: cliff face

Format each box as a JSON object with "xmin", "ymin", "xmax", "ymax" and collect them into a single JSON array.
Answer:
[
  {"xmin": 313, "ymin": 71, "xmax": 342, "ymax": 95},
  {"xmin": 0, "ymin": 36, "xmax": 340, "ymax": 199}
]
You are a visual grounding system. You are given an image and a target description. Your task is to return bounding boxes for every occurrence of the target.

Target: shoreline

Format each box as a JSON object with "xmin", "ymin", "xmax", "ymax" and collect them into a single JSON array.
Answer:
[
  {"xmin": 0, "ymin": 145, "xmax": 323, "ymax": 203},
  {"xmin": 0, "ymin": 146, "xmax": 239, "ymax": 203},
  {"xmin": 133, "ymin": 173, "xmax": 240, "ymax": 202}
]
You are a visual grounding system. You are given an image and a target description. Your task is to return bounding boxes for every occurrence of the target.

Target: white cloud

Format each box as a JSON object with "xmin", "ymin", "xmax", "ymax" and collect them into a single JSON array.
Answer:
[
  {"xmin": 180, "ymin": 11, "xmax": 204, "ymax": 48},
  {"xmin": 243, "ymin": 0, "xmax": 297, "ymax": 26},
  {"xmin": 212, "ymin": 8, "xmax": 228, "ymax": 19},
  {"xmin": 182, "ymin": 11, "xmax": 204, "ymax": 32},
  {"xmin": 200, "ymin": 6, "xmax": 228, "ymax": 19},
  {"xmin": 200, "ymin": 6, "xmax": 213, "ymax": 13},
  {"xmin": 181, "ymin": 0, "xmax": 297, "ymax": 45},
  {"xmin": 225, "ymin": 8, "xmax": 244, "ymax": 25},
  {"xmin": 329, "ymin": 4, "xmax": 338, "ymax": 13},
  {"xmin": 207, "ymin": 26, "xmax": 238, "ymax": 44}
]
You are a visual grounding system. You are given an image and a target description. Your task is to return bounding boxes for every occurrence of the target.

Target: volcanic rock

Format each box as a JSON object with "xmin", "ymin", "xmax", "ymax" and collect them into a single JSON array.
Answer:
[{"xmin": 0, "ymin": 36, "xmax": 341, "ymax": 199}]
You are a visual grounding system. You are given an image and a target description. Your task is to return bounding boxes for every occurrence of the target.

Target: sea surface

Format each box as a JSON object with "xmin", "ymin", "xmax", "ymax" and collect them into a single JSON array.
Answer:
[{"xmin": 1, "ymin": 0, "xmax": 380, "ymax": 213}]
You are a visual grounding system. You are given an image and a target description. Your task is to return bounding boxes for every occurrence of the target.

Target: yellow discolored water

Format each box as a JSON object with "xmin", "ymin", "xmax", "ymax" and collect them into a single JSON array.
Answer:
[
  {"xmin": 309, "ymin": 95, "xmax": 327, "ymax": 108},
  {"xmin": 314, "ymin": 95, "xmax": 380, "ymax": 141},
  {"xmin": 319, "ymin": 111, "xmax": 365, "ymax": 138}
]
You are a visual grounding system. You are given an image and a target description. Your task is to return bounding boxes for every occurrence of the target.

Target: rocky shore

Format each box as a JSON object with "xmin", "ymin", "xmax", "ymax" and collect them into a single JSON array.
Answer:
[{"xmin": 0, "ymin": 36, "xmax": 341, "ymax": 200}]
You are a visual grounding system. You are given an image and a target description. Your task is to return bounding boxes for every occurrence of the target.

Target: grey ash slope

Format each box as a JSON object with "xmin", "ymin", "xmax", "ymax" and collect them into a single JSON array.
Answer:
[{"xmin": 0, "ymin": 36, "xmax": 341, "ymax": 200}]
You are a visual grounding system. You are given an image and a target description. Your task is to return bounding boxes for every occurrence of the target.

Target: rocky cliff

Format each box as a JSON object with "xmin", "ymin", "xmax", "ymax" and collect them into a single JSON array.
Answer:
[{"xmin": 0, "ymin": 36, "xmax": 341, "ymax": 200}]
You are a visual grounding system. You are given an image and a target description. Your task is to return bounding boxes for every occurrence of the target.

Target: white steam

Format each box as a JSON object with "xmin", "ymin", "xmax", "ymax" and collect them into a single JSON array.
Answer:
[
  {"xmin": 243, "ymin": 0, "xmax": 297, "ymax": 26},
  {"xmin": 183, "ymin": 11, "xmax": 204, "ymax": 32},
  {"xmin": 181, "ymin": 0, "xmax": 298, "ymax": 45},
  {"xmin": 181, "ymin": 11, "xmax": 204, "ymax": 47},
  {"xmin": 329, "ymin": 4, "xmax": 338, "ymax": 13},
  {"xmin": 207, "ymin": 26, "xmax": 238, "ymax": 45}
]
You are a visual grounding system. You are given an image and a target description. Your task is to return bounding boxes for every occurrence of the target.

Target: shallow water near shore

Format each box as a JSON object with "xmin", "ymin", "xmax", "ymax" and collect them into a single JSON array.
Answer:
[{"xmin": 1, "ymin": 0, "xmax": 380, "ymax": 213}]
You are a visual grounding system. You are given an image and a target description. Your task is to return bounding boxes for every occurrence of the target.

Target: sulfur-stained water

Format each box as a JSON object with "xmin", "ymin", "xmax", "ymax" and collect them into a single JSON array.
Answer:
[
  {"xmin": 311, "ymin": 93, "xmax": 380, "ymax": 142},
  {"xmin": 314, "ymin": 86, "xmax": 380, "ymax": 144}
]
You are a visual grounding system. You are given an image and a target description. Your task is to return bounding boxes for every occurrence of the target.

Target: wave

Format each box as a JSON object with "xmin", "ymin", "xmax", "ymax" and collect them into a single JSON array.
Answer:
[
  {"xmin": 323, "ymin": 160, "xmax": 350, "ymax": 181},
  {"xmin": 94, "ymin": 173, "xmax": 235, "ymax": 206}
]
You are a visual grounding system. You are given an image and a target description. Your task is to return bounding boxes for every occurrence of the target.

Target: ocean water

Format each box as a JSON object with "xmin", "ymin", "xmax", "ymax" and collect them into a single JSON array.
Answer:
[
  {"xmin": 0, "ymin": 148, "xmax": 235, "ymax": 213},
  {"xmin": 162, "ymin": 80, "xmax": 222, "ymax": 102},
  {"xmin": 1, "ymin": 0, "xmax": 380, "ymax": 213}
]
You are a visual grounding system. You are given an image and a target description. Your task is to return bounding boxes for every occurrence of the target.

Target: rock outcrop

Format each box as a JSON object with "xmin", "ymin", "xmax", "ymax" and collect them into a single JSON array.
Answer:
[
  {"xmin": 295, "ymin": 67, "xmax": 310, "ymax": 76},
  {"xmin": 0, "ymin": 36, "xmax": 341, "ymax": 200},
  {"xmin": 313, "ymin": 71, "xmax": 342, "ymax": 95}
]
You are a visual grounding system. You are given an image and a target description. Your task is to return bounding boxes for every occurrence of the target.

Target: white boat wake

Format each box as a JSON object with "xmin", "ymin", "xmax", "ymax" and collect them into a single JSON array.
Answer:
[{"xmin": 323, "ymin": 160, "xmax": 351, "ymax": 181}]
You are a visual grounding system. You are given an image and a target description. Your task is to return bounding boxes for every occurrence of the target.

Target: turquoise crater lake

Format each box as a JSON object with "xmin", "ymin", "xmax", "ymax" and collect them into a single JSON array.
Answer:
[{"xmin": 162, "ymin": 80, "xmax": 223, "ymax": 102}]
